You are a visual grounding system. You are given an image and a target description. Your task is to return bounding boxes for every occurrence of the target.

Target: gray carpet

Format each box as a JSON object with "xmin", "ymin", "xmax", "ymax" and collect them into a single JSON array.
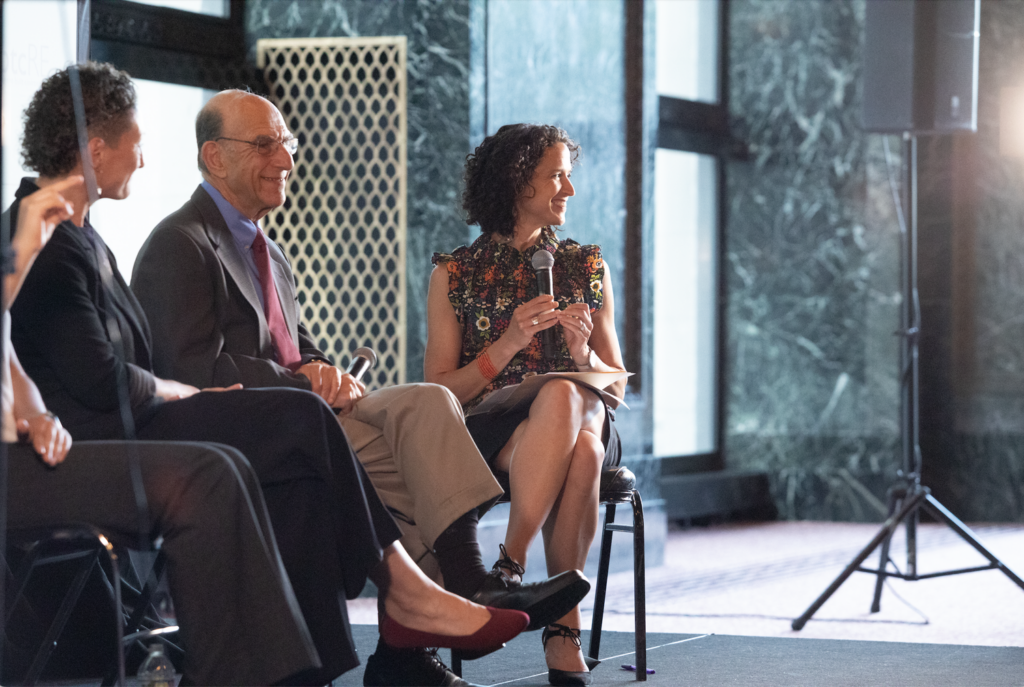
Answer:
[{"xmin": 335, "ymin": 625, "xmax": 1024, "ymax": 687}]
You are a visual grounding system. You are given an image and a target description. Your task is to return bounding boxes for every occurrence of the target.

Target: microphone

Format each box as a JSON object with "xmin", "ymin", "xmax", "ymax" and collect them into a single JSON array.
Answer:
[
  {"xmin": 345, "ymin": 346, "xmax": 378, "ymax": 383},
  {"xmin": 531, "ymin": 251, "xmax": 556, "ymax": 359}
]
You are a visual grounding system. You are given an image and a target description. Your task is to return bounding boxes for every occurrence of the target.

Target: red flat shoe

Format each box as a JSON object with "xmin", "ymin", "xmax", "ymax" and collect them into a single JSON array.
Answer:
[{"xmin": 380, "ymin": 606, "xmax": 529, "ymax": 653}]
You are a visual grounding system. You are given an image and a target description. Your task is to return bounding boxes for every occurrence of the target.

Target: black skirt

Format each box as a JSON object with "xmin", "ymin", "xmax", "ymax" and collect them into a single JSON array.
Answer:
[{"xmin": 465, "ymin": 386, "xmax": 622, "ymax": 471}]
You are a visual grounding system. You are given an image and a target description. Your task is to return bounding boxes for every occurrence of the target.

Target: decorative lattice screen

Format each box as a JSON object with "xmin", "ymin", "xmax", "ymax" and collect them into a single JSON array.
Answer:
[{"xmin": 257, "ymin": 36, "xmax": 407, "ymax": 388}]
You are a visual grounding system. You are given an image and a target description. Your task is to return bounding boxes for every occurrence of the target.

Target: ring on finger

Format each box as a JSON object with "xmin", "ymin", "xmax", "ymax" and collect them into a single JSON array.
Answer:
[{"xmin": 531, "ymin": 317, "xmax": 540, "ymax": 326}]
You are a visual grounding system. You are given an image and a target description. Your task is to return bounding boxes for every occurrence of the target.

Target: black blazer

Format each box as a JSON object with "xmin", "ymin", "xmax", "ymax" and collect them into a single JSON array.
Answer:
[
  {"xmin": 6, "ymin": 178, "xmax": 159, "ymax": 439},
  {"xmin": 131, "ymin": 185, "xmax": 328, "ymax": 390}
]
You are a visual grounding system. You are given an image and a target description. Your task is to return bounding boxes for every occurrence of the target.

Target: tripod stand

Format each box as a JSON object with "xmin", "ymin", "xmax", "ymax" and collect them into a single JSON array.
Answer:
[{"xmin": 791, "ymin": 133, "xmax": 1024, "ymax": 631}]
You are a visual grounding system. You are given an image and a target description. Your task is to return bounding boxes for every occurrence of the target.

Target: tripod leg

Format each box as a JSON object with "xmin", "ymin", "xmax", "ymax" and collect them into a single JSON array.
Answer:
[
  {"xmin": 792, "ymin": 489, "xmax": 926, "ymax": 631},
  {"xmin": 921, "ymin": 495, "xmax": 1024, "ymax": 590},
  {"xmin": 870, "ymin": 492, "xmax": 902, "ymax": 614}
]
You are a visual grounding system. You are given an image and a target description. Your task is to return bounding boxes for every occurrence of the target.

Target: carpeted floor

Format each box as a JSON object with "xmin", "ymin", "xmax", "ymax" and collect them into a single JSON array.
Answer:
[
  {"xmin": 333, "ymin": 625, "xmax": 1024, "ymax": 687},
  {"xmin": 339, "ymin": 521, "xmax": 1024, "ymax": 684},
  {"xmin": 587, "ymin": 521, "xmax": 1024, "ymax": 647},
  {"xmin": 29, "ymin": 521, "xmax": 1024, "ymax": 685},
  {"xmin": 348, "ymin": 521, "xmax": 1024, "ymax": 648}
]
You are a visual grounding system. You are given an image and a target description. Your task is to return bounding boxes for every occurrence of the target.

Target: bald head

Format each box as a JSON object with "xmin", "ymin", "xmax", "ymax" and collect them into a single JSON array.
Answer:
[
  {"xmin": 196, "ymin": 90, "xmax": 272, "ymax": 175},
  {"xmin": 196, "ymin": 89, "xmax": 295, "ymax": 221}
]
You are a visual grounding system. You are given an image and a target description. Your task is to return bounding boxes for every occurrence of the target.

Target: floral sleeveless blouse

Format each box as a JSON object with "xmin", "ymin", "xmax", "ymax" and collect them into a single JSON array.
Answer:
[{"xmin": 432, "ymin": 229, "xmax": 606, "ymax": 411}]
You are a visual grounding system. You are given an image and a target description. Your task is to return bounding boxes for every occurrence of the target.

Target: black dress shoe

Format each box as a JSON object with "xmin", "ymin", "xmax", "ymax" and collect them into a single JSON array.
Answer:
[
  {"xmin": 542, "ymin": 625, "xmax": 593, "ymax": 686},
  {"xmin": 469, "ymin": 547, "xmax": 590, "ymax": 632},
  {"xmin": 364, "ymin": 643, "xmax": 481, "ymax": 687}
]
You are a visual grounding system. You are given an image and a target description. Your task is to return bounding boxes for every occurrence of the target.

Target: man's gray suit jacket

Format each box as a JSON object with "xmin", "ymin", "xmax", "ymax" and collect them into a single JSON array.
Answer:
[{"xmin": 132, "ymin": 185, "xmax": 329, "ymax": 389}]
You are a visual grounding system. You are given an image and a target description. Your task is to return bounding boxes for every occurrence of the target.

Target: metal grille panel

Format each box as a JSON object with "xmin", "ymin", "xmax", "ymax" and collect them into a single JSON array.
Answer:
[{"xmin": 257, "ymin": 36, "xmax": 408, "ymax": 388}]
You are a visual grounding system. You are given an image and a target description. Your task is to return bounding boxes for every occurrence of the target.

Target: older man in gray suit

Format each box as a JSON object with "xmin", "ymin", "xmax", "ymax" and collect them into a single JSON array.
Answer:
[{"xmin": 131, "ymin": 90, "xmax": 588, "ymax": 687}]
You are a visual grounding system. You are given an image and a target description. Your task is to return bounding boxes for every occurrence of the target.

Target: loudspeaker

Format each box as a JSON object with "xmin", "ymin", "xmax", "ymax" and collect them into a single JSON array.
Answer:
[{"xmin": 863, "ymin": 0, "xmax": 979, "ymax": 134}]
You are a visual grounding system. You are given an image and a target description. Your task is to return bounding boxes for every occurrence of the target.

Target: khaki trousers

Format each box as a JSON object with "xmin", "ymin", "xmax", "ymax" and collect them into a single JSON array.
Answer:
[{"xmin": 339, "ymin": 383, "xmax": 503, "ymax": 580}]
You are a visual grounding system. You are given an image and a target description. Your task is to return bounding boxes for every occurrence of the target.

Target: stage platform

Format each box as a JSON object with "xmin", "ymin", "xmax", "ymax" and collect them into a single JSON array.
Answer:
[{"xmin": 335, "ymin": 625, "xmax": 1024, "ymax": 686}]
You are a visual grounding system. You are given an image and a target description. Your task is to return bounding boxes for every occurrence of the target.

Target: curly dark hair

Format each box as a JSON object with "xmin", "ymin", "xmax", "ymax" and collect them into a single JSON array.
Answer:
[
  {"xmin": 21, "ymin": 61, "xmax": 136, "ymax": 177},
  {"xmin": 462, "ymin": 124, "xmax": 580, "ymax": 237}
]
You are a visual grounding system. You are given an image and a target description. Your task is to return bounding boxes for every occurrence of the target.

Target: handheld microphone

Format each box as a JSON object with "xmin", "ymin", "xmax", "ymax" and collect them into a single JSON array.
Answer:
[
  {"xmin": 345, "ymin": 346, "xmax": 378, "ymax": 383},
  {"xmin": 531, "ymin": 251, "xmax": 557, "ymax": 359}
]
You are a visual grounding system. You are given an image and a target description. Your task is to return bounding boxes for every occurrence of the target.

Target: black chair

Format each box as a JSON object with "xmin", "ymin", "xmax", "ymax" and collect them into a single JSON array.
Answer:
[
  {"xmin": 452, "ymin": 465, "xmax": 648, "ymax": 681},
  {"xmin": 3, "ymin": 526, "xmax": 177, "ymax": 686}
]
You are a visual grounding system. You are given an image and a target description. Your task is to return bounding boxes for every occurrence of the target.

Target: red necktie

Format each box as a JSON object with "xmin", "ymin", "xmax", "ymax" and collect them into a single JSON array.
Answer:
[{"xmin": 251, "ymin": 229, "xmax": 302, "ymax": 369}]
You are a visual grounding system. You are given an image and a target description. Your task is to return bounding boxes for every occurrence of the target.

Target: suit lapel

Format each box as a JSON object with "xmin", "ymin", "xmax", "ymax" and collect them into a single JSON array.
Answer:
[{"xmin": 191, "ymin": 187, "xmax": 273, "ymax": 353}]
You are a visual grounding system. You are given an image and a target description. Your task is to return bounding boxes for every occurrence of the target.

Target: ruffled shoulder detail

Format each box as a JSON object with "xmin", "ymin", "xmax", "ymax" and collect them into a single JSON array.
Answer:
[{"xmin": 432, "ymin": 242, "xmax": 473, "ymax": 267}]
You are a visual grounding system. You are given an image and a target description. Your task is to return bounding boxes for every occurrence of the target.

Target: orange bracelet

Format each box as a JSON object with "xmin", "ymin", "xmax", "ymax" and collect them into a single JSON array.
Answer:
[{"xmin": 477, "ymin": 350, "xmax": 499, "ymax": 381}]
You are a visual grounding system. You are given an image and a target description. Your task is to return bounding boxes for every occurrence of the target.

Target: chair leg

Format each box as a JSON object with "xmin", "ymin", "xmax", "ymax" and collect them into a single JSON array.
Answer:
[
  {"xmin": 588, "ymin": 503, "xmax": 617, "ymax": 662},
  {"xmin": 631, "ymin": 491, "xmax": 646, "ymax": 682},
  {"xmin": 24, "ymin": 551, "xmax": 99, "ymax": 685},
  {"xmin": 98, "ymin": 543, "xmax": 125, "ymax": 687},
  {"xmin": 102, "ymin": 550, "xmax": 169, "ymax": 687},
  {"xmin": 122, "ymin": 550, "xmax": 167, "ymax": 640},
  {"xmin": 6, "ymin": 542, "xmax": 44, "ymax": 626}
]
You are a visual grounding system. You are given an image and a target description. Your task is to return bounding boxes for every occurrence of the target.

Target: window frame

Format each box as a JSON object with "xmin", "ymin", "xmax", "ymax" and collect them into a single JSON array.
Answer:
[
  {"xmin": 645, "ymin": 0, "xmax": 734, "ymax": 469},
  {"xmin": 87, "ymin": 0, "xmax": 251, "ymax": 91}
]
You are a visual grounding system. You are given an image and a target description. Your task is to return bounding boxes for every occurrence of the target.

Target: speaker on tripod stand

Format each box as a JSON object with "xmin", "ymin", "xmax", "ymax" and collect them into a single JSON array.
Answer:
[{"xmin": 792, "ymin": 0, "xmax": 1024, "ymax": 631}]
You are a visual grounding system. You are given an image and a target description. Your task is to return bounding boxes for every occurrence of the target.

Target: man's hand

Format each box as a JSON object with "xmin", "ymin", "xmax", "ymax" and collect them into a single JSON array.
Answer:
[
  {"xmin": 17, "ymin": 413, "xmax": 71, "ymax": 467},
  {"xmin": 153, "ymin": 377, "xmax": 201, "ymax": 401},
  {"xmin": 201, "ymin": 383, "xmax": 244, "ymax": 393},
  {"xmin": 297, "ymin": 361, "xmax": 364, "ymax": 411}
]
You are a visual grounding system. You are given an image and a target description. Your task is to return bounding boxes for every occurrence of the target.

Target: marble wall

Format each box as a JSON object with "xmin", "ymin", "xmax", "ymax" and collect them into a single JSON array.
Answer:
[
  {"xmin": 725, "ymin": 0, "xmax": 1024, "ymax": 523},
  {"xmin": 950, "ymin": 0, "xmax": 1024, "ymax": 520},
  {"xmin": 247, "ymin": 0, "xmax": 475, "ymax": 382},
  {"xmin": 724, "ymin": 0, "xmax": 904, "ymax": 521}
]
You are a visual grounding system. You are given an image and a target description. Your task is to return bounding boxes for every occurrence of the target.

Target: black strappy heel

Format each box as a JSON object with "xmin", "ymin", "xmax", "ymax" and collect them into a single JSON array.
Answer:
[
  {"xmin": 493, "ymin": 543, "xmax": 525, "ymax": 584},
  {"xmin": 542, "ymin": 623, "xmax": 597, "ymax": 686}
]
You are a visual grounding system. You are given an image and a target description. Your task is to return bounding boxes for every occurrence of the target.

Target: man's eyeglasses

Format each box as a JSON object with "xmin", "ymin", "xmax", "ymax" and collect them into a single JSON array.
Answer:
[{"xmin": 216, "ymin": 135, "xmax": 299, "ymax": 156}]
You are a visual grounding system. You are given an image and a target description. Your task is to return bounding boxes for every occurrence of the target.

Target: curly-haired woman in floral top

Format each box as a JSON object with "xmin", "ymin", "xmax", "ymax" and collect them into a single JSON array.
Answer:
[{"xmin": 427, "ymin": 124, "xmax": 626, "ymax": 686}]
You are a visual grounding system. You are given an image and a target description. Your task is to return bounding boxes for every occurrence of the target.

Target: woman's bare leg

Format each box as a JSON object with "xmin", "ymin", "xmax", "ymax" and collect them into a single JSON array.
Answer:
[
  {"xmin": 541, "ymin": 428, "xmax": 604, "ymax": 672},
  {"xmin": 494, "ymin": 380, "xmax": 604, "ymax": 569},
  {"xmin": 372, "ymin": 543, "xmax": 491, "ymax": 636}
]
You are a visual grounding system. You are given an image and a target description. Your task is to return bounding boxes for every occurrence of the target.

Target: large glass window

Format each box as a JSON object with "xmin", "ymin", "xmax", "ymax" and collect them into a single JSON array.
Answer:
[
  {"xmin": 2, "ymin": 0, "xmax": 77, "ymax": 209},
  {"xmin": 654, "ymin": 0, "xmax": 720, "ymax": 104},
  {"xmin": 90, "ymin": 79, "xmax": 213, "ymax": 274},
  {"xmin": 653, "ymin": 149, "xmax": 717, "ymax": 456},
  {"xmin": 652, "ymin": 0, "xmax": 723, "ymax": 460}
]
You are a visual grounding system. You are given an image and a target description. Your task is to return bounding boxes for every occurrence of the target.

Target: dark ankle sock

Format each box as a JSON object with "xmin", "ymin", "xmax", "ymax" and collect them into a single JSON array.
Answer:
[
  {"xmin": 374, "ymin": 635, "xmax": 400, "ymax": 655},
  {"xmin": 433, "ymin": 508, "xmax": 489, "ymax": 598}
]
